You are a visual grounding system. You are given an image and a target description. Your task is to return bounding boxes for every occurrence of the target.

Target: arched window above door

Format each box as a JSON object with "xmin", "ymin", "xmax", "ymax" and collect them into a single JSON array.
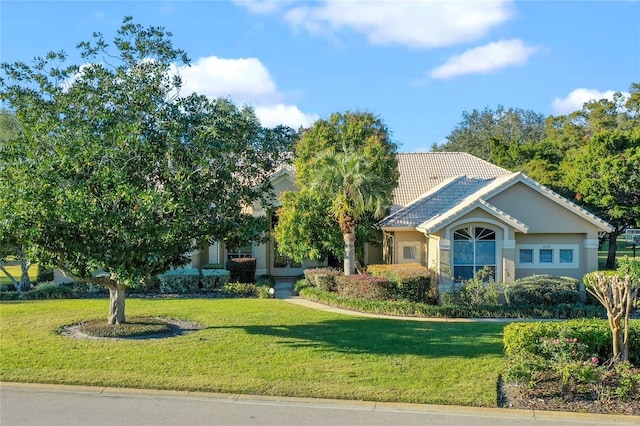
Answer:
[{"xmin": 452, "ymin": 226, "xmax": 496, "ymax": 281}]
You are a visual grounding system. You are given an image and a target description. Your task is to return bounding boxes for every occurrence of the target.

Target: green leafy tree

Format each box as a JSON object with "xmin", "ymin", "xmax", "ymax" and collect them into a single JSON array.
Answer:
[
  {"xmin": 0, "ymin": 110, "xmax": 32, "ymax": 291},
  {"xmin": 0, "ymin": 17, "xmax": 293, "ymax": 323},
  {"xmin": 277, "ymin": 111, "xmax": 398, "ymax": 275},
  {"xmin": 432, "ymin": 106, "xmax": 547, "ymax": 161}
]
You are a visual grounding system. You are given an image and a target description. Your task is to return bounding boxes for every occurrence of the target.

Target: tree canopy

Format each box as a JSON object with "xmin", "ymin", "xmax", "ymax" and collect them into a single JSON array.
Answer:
[
  {"xmin": 275, "ymin": 111, "xmax": 398, "ymax": 274},
  {"xmin": 0, "ymin": 17, "xmax": 294, "ymax": 322},
  {"xmin": 432, "ymin": 106, "xmax": 547, "ymax": 161}
]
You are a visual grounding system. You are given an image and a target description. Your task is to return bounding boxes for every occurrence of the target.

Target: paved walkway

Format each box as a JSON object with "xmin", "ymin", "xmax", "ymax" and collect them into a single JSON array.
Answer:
[{"xmin": 272, "ymin": 281, "xmax": 549, "ymax": 323}]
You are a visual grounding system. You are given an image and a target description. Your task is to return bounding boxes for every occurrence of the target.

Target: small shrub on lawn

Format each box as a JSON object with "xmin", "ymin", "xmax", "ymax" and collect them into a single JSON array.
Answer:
[
  {"xmin": 157, "ymin": 269, "xmax": 200, "ymax": 294},
  {"xmin": 223, "ymin": 282, "xmax": 256, "ymax": 297},
  {"xmin": 303, "ymin": 267, "xmax": 341, "ymax": 291},
  {"xmin": 226, "ymin": 258, "xmax": 256, "ymax": 283},
  {"xmin": 368, "ymin": 263, "xmax": 437, "ymax": 304},
  {"xmin": 0, "ymin": 283, "xmax": 16, "ymax": 292},
  {"xmin": 504, "ymin": 275, "xmax": 580, "ymax": 305},
  {"xmin": 201, "ymin": 269, "xmax": 230, "ymax": 291},
  {"xmin": 0, "ymin": 291, "xmax": 19, "ymax": 300},
  {"xmin": 77, "ymin": 317, "xmax": 171, "ymax": 338},
  {"xmin": 335, "ymin": 274, "xmax": 396, "ymax": 301}
]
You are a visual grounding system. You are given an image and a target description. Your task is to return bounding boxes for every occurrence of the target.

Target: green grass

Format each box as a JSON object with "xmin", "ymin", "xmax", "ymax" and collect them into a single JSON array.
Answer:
[
  {"xmin": 0, "ymin": 262, "xmax": 38, "ymax": 285},
  {"xmin": 0, "ymin": 298, "xmax": 506, "ymax": 407},
  {"xmin": 599, "ymin": 236, "xmax": 638, "ymax": 270}
]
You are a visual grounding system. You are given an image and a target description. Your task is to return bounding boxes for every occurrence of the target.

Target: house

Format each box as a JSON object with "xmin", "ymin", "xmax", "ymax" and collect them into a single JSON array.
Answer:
[{"xmin": 186, "ymin": 152, "xmax": 614, "ymax": 287}]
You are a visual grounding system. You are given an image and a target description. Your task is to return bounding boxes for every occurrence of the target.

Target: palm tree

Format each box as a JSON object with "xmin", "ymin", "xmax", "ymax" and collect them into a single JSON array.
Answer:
[{"xmin": 309, "ymin": 145, "xmax": 396, "ymax": 275}]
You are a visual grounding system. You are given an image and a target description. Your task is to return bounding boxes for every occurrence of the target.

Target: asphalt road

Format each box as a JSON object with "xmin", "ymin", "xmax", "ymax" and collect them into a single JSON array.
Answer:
[{"xmin": 1, "ymin": 383, "xmax": 638, "ymax": 426}]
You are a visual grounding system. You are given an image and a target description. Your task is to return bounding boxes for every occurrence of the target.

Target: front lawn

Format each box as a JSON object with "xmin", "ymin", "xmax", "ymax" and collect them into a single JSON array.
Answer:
[{"xmin": 0, "ymin": 298, "xmax": 505, "ymax": 407}]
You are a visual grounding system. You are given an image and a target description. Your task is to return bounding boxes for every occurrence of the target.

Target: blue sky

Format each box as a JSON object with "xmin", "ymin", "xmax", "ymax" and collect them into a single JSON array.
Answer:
[{"xmin": 1, "ymin": 1, "xmax": 638, "ymax": 152}]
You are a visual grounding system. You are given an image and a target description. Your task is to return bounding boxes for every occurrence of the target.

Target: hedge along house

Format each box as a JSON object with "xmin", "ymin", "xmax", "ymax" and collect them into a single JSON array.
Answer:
[{"xmin": 377, "ymin": 153, "xmax": 613, "ymax": 289}]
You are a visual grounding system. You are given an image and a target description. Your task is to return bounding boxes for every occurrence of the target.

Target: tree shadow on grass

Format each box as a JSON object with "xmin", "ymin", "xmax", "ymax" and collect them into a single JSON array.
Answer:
[{"xmin": 233, "ymin": 317, "xmax": 505, "ymax": 358}]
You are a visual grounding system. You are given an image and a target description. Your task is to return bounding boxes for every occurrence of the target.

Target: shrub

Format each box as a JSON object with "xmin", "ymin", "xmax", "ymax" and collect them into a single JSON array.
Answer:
[
  {"xmin": 617, "ymin": 256, "xmax": 640, "ymax": 282},
  {"xmin": 300, "ymin": 286, "xmax": 604, "ymax": 319},
  {"xmin": 441, "ymin": 271, "xmax": 500, "ymax": 307},
  {"xmin": 201, "ymin": 263, "xmax": 224, "ymax": 270},
  {"xmin": 503, "ymin": 319, "xmax": 640, "ymax": 366},
  {"xmin": 157, "ymin": 269, "xmax": 200, "ymax": 294},
  {"xmin": 0, "ymin": 283, "xmax": 16, "ymax": 292},
  {"xmin": 504, "ymin": 275, "xmax": 580, "ymax": 305},
  {"xmin": 294, "ymin": 279, "xmax": 311, "ymax": 295},
  {"xmin": 37, "ymin": 264, "xmax": 54, "ymax": 282},
  {"xmin": 226, "ymin": 258, "xmax": 256, "ymax": 283},
  {"xmin": 24, "ymin": 282, "xmax": 74, "ymax": 299},
  {"xmin": 368, "ymin": 263, "xmax": 437, "ymax": 304},
  {"xmin": 201, "ymin": 269, "xmax": 230, "ymax": 291},
  {"xmin": 255, "ymin": 279, "xmax": 274, "ymax": 299},
  {"xmin": 335, "ymin": 274, "xmax": 401, "ymax": 301},
  {"xmin": 223, "ymin": 282, "xmax": 256, "ymax": 297},
  {"xmin": 0, "ymin": 291, "xmax": 19, "ymax": 300},
  {"xmin": 303, "ymin": 267, "xmax": 342, "ymax": 291}
]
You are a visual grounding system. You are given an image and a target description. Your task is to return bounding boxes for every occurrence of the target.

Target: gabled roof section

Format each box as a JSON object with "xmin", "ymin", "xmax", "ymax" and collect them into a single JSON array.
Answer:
[
  {"xmin": 378, "ymin": 176, "xmax": 491, "ymax": 228},
  {"xmin": 393, "ymin": 152, "xmax": 511, "ymax": 210},
  {"xmin": 379, "ymin": 170, "xmax": 613, "ymax": 234},
  {"xmin": 269, "ymin": 163, "xmax": 295, "ymax": 182}
]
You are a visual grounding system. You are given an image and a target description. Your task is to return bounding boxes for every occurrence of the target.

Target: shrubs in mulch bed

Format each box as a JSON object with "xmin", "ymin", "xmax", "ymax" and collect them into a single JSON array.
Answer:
[
  {"xmin": 77, "ymin": 317, "xmax": 172, "ymax": 338},
  {"xmin": 501, "ymin": 319, "xmax": 640, "ymax": 414}
]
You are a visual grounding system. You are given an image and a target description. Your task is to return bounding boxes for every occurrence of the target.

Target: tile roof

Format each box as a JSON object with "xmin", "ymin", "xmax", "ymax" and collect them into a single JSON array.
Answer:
[
  {"xmin": 379, "ymin": 176, "xmax": 492, "ymax": 228},
  {"xmin": 393, "ymin": 152, "xmax": 511, "ymax": 210}
]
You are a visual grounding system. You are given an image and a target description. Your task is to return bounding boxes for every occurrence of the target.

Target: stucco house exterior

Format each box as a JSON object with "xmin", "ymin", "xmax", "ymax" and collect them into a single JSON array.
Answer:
[{"xmin": 190, "ymin": 152, "xmax": 613, "ymax": 287}]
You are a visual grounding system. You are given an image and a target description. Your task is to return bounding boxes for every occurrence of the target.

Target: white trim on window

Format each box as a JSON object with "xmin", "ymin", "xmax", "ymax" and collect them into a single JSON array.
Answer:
[{"xmin": 515, "ymin": 244, "xmax": 579, "ymax": 269}]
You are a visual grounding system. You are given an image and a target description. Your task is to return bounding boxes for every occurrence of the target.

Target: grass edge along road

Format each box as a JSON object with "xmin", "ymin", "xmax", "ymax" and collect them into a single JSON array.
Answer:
[{"xmin": 0, "ymin": 298, "xmax": 505, "ymax": 407}]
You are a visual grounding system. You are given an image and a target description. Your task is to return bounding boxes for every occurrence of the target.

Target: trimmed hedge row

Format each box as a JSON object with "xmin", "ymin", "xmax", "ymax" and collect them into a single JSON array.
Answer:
[
  {"xmin": 304, "ymin": 267, "xmax": 342, "ymax": 291},
  {"xmin": 226, "ymin": 258, "xmax": 257, "ymax": 283},
  {"xmin": 335, "ymin": 275, "xmax": 396, "ymax": 300},
  {"xmin": 503, "ymin": 319, "xmax": 640, "ymax": 366},
  {"xmin": 504, "ymin": 275, "xmax": 580, "ymax": 305},
  {"xmin": 299, "ymin": 283, "xmax": 605, "ymax": 319},
  {"xmin": 157, "ymin": 268, "xmax": 231, "ymax": 293},
  {"xmin": 367, "ymin": 263, "xmax": 437, "ymax": 304}
]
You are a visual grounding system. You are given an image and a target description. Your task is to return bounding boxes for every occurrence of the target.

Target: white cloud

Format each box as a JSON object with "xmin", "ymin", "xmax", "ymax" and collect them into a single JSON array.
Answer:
[
  {"xmin": 234, "ymin": 0, "xmax": 292, "ymax": 14},
  {"xmin": 551, "ymin": 88, "xmax": 629, "ymax": 115},
  {"xmin": 254, "ymin": 0, "xmax": 515, "ymax": 48},
  {"xmin": 255, "ymin": 104, "xmax": 319, "ymax": 129},
  {"xmin": 179, "ymin": 56, "xmax": 277, "ymax": 104},
  {"xmin": 430, "ymin": 39, "xmax": 537, "ymax": 79},
  {"xmin": 178, "ymin": 56, "xmax": 317, "ymax": 128}
]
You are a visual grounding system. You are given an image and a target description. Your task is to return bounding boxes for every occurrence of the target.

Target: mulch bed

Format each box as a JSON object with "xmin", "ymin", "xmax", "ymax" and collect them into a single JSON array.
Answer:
[{"xmin": 499, "ymin": 374, "xmax": 640, "ymax": 416}]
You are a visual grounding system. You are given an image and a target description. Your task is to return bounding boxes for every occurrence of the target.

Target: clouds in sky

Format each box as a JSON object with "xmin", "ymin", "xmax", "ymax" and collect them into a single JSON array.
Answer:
[
  {"xmin": 430, "ymin": 39, "xmax": 538, "ymax": 79},
  {"xmin": 238, "ymin": 0, "xmax": 536, "ymax": 79},
  {"xmin": 178, "ymin": 56, "xmax": 318, "ymax": 128},
  {"xmin": 552, "ymin": 88, "xmax": 629, "ymax": 114}
]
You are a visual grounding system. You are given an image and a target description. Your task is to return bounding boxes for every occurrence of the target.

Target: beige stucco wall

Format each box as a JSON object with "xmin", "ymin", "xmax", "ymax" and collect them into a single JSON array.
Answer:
[
  {"xmin": 394, "ymin": 230, "xmax": 426, "ymax": 265},
  {"xmin": 487, "ymin": 182, "xmax": 601, "ymax": 237}
]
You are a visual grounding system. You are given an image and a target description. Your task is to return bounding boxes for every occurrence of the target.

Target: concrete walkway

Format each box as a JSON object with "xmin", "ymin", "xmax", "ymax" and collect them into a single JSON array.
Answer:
[{"xmin": 272, "ymin": 281, "xmax": 549, "ymax": 323}]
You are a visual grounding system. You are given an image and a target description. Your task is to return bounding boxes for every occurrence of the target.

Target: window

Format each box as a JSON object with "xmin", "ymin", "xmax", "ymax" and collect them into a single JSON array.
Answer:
[
  {"xmin": 403, "ymin": 246, "xmax": 418, "ymax": 260},
  {"xmin": 519, "ymin": 249, "xmax": 533, "ymax": 263},
  {"xmin": 539, "ymin": 249, "xmax": 553, "ymax": 263},
  {"xmin": 515, "ymin": 244, "xmax": 579, "ymax": 269},
  {"xmin": 559, "ymin": 249, "xmax": 574, "ymax": 264},
  {"xmin": 452, "ymin": 226, "xmax": 496, "ymax": 281}
]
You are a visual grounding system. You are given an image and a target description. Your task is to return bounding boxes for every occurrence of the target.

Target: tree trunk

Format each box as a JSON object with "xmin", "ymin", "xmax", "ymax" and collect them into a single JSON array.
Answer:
[
  {"xmin": 606, "ymin": 231, "xmax": 619, "ymax": 269},
  {"xmin": 343, "ymin": 231, "xmax": 356, "ymax": 275},
  {"xmin": 18, "ymin": 245, "xmax": 31, "ymax": 292},
  {"xmin": 106, "ymin": 280, "xmax": 126, "ymax": 324}
]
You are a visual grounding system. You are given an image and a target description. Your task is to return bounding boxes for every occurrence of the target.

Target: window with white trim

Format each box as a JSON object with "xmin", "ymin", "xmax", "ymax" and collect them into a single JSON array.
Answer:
[
  {"xmin": 403, "ymin": 245, "xmax": 418, "ymax": 260},
  {"xmin": 516, "ymin": 244, "xmax": 579, "ymax": 269},
  {"xmin": 452, "ymin": 226, "xmax": 496, "ymax": 281}
]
